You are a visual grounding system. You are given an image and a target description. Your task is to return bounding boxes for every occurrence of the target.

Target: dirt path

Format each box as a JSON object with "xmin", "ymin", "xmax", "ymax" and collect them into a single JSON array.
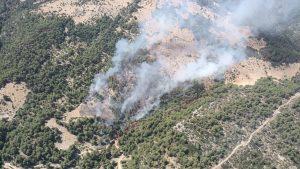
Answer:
[
  {"xmin": 112, "ymin": 154, "xmax": 131, "ymax": 169},
  {"xmin": 212, "ymin": 92, "xmax": 300, "ymax": 169}
]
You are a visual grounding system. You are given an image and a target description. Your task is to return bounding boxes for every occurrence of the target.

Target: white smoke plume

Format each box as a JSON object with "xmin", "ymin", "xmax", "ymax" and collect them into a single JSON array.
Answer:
[
  {"xmin": 88, "ymin": 0, "xmax": 300, "ymax": 121},
  {"xmin": 229, "ymin": 0, "xmax": 300, "ymax": 31}
]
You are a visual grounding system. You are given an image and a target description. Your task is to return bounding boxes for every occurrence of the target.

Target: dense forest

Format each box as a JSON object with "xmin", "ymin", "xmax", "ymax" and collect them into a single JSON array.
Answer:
[
  {"xmin": 0, "ymin": 0, "xmax": 139, "ymax": 168},
  {"xmin": 0, "ymin": 0, "xmax": 299, "ymax": 168}
]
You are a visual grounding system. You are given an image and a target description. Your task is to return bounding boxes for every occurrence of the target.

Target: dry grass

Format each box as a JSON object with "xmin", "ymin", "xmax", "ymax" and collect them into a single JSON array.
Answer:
[
  {"xmin": 0, "ymin": 82, "xmax": 30, "ymax": 121},
  {"xmin": 46, "ymin": 118, "xmax": 77, "ymax": 150},
  {"xmin": 63, "ymin": 104, "xmax": 94, "ymax": 124},
  {"xmin": 130, "ymin": 0, "xmax": 251, "ymax": 80},
  {"xmin": 226, "ymin": 58, "xmax": 300, "ymax": 86},
  {"xmin": 77, "ymin": 142, "xmax": 98, "ymax": 157},
  {"xmin": 3, "ymin": 163, "xmax": 22, "ymax": 169},
  {"xmin": 165, "ymin": 154, "xmax": 181, "ymax": 169},
  {"xmin": 247, "ymin": 37, "xmax": 267, "ymax": 52},
  {"xmin": 33, "ymin": 163, "xmax": 61, "ymax": 169},
  {"xmin": 36, "ymin": 0, "xmax": 133, "ymax": 24},
  {"xmin": 133, "ymin": 0, "xmax": 216, "ymax": 23},
  {"xmin": 132, "ymin": 0, "xmax": 157, "ymax": 22}
]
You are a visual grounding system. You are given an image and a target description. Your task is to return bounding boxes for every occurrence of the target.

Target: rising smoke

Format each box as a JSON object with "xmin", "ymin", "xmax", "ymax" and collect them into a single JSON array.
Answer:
[{"xmin": 88, "ymin": 0, "xmax": 300, "ymax": 121}]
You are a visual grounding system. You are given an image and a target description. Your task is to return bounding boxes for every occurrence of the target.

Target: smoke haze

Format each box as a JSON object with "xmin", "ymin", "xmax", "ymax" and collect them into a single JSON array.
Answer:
[{"xmin": 88, "ymin": 0, "xmax": 300, "ymax": 121}]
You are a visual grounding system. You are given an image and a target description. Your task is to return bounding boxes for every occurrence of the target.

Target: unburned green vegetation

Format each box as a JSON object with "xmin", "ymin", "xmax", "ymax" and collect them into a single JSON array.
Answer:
[{"xmin": 120, "ymin": 78, "xmax": 300, "ymax": 168}]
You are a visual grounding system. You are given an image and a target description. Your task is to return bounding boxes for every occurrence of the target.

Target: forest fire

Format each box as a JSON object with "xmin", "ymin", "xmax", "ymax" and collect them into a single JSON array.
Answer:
[{"xmin": 88, "ymin": 0, "xmax": 299, "ymax": 122}]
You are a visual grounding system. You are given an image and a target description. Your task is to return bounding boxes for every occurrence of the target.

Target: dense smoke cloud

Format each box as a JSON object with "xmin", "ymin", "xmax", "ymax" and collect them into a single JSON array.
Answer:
[
  {"xmin": 88, "ymin": 0, "xmax": 299, "ymax": 121},
  {"xmin": 229, "ymin": 0, "xmax": 300, "ymax": 31}
]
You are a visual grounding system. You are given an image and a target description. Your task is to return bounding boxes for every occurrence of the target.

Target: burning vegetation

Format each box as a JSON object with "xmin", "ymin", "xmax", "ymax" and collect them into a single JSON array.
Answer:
[
  {"xmin": 88, "ymin": 0, "xmax": 248, "ymax": 121},
  {"xmin": 88, "ymin": 0, "xmax": 300, "ymax": 123}
]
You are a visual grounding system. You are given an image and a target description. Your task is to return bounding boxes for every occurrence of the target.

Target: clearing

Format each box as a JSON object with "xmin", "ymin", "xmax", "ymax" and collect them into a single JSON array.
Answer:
[
  {"xmin": 132, "ymin": 0, "xmax": 217, "ymax": 22},
  {"xmin": 63, "ymin": 103, "xmax": 93, "ymax": 123},
  {"xmin": 0, "ymin": 82, "xmax": 29, "ymax": 121},
  {"xmin": 165, "ymin": 154, "xmax": 181, "ymax": 169},
  {"xmin": 78, "ymin": 142, "xmax": 98, "ymax": 157},
  {"xmin": 46, "ymin": 118, "xmax": 77, "ymax": 150},
  {"xmin": 37, "ymin": 0, "xmax": 133, "ymax": 24},
  {"xmin": 225, "ymin": 57, "xmax": 300, "ymax": 86},
  {"xmin": 3, "ymin": 163, "xmax": 22, "ymax": 169}
]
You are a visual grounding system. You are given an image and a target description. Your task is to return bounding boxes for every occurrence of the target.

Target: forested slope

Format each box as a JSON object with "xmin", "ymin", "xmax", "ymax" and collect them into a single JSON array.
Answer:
[{"xmin": 0, "ymin": 0, "xmax": 139, "ymax": 168}]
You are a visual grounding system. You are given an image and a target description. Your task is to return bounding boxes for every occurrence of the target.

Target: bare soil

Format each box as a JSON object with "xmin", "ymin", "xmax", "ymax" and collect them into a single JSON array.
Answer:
[
  {"xmin": 112, "ymin": 154, "xmax": 132, "ymax": 169},
  {"xmin": 165, "ymin": 154, "xmax": 181, "ymax": 169},
  {"xmin": 37, "ymin": 0, "xmax": 133, "ymax": 24},
  {"xmin": 133, "ymin": 0, "xmax": 217, "ymax": 23},
  {"xmin": 226, "ymin": 58, "xmax": 300, "ymax": 86},
  {"xmin": 0, "ymin": 82, "xmax": 29, "ymax": 121},
  {"xmin": 78, "ymin": 142, "xmax": 98, "ymax": 157},
  {"xmin": 131, "ymin": 0, "xmax": 252, "ymax": 80},
  {"xmin": 46, "ymin": 118, "xmax": 77, "ymax": 150},
  {"xmin": 247, "ymin": 37, "xmax": 267, "ymax": 52},
  {"xmin": 63, "ymin": 104, "xmax": 93, "ymax": 124},
  {"xmin": 3, "ymin": 163, "xmax": 22, "ymax": 169}
]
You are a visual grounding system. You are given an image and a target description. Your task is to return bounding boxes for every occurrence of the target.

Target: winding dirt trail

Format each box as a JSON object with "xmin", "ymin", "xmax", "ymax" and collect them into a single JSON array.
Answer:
[{"xmin": 212, "ymin": 92, "xmax": 300, "ymax": 169}]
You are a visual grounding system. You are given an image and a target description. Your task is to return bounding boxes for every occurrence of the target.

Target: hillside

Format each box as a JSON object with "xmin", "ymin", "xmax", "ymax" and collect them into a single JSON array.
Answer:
[{"xmin": 0, "ymin": 0, "xmax": 299, "ymax": 169}]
